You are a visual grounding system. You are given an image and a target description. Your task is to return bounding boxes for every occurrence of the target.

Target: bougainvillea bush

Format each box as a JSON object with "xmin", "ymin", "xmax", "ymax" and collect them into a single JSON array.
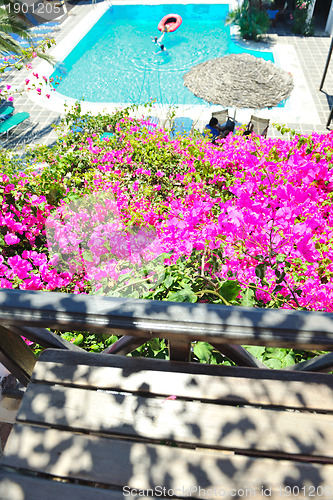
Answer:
[{"xmin": 1, "ymin": 105, "xmax": 333, "ymax": 362}]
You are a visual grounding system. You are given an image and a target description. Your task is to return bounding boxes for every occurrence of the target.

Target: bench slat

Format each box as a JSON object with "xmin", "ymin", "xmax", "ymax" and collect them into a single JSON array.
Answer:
[
  {"xmin": 0, "ymin": 469, "xmax": 128, "ymax": 500},
  {"xmin": 32, "ymin": 350, "xmax": 333, "ymax": 411},
  {"xmin": 3, "ymin": 425, "xmax": 333, "ymax": 499},
  {"xmin": 1, "ymin": 289, "xmax": 333, "ymax": 348},
  {"xmin": 15, "ymin": 383, "xmax": 333, "ymax": 459}
]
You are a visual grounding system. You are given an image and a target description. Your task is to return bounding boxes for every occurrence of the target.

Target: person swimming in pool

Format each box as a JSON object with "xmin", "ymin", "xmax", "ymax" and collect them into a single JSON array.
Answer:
[
  {"xmin": 156, "ymin": 43, "xmax": 168, "ymax": 55},
  {"xmin": 151, "ymin": 25, "xmax": 168, "ymax": 45}
]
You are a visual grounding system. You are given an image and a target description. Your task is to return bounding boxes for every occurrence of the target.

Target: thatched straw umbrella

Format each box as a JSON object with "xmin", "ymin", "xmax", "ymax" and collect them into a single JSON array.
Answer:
[{"xmin": 183, "ymin": 53, "xmax": 294, "ymax": 109}]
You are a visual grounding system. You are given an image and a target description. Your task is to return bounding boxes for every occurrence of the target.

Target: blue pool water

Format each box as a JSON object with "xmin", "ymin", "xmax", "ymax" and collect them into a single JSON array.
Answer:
[{"xmin": 51, "ymin": 4, "xmax": 274, "ymax": 106}]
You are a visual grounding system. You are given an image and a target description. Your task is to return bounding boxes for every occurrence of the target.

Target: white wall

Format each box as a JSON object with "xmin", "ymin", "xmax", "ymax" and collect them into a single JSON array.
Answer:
[{"xmin": 326, "ymin": 1, "xmax": 333, "ymax": 35}]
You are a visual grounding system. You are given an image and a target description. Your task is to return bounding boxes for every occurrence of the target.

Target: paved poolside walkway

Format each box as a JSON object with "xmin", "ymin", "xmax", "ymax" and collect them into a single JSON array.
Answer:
[{"xmin": 2, "ymin": 1, "xmax": 333, "ymax": 149}]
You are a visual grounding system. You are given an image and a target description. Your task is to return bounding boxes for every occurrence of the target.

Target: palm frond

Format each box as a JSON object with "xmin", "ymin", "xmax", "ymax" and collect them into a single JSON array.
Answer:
[
  {"xmin": 0, "ymin": 30, "xmax": 24, "ymax": 55},
  {"xmin": 0, "ymin": 0, "xmax": 57, "ymax": 67}
]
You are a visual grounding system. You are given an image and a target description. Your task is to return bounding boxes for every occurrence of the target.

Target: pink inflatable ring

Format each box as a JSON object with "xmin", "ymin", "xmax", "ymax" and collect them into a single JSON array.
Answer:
[{"xmin": 158, "ymin": 13, "xmax": 182, "ymax": 33}]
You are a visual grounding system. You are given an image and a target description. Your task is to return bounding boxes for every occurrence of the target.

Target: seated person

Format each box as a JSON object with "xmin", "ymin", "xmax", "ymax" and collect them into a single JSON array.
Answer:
[
  {"xmin": 267, "ymin": 1, "xmax": 287, "ymax": 26},
  {"xmin": 267, "ymin": 8, "xmax": 279, "ymax": 19},
  {"xmin": 204, "ymin": 117, "xmax": 234, "ymax": 142}
]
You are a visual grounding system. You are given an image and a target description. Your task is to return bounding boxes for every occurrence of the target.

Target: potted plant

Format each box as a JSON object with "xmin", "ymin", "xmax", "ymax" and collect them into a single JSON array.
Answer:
[
  {"xmin": 291, "ymin": 0, "xmax": 314, "ymax": 36},
  {"xmin": 225, "ymin": 0, "xmax": 270, "ymax": 41}
]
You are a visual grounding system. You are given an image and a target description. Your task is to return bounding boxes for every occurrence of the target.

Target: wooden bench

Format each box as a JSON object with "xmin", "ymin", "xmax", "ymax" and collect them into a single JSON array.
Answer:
[{"xmin": 1, "ymin": 289, "xmax": 333, "ymax": 498}]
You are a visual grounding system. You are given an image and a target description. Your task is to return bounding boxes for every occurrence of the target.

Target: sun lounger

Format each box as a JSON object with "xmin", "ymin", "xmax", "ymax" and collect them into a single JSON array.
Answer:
[
  {"xmin": 146, "ymin": 116, "xmax": 159, "ymax": 132},
  {"xmin": 35, "ymin": 21, "xmax": 60, "ymax": 28},
  {"xmin": 245, "ymin": 115, "xmax": 270, "ymax": 138},
  {"xmin": 29, "ymin": 28, "xmax": 53, "ymax": 35},
  {"xmin": 10, "ymin": 33, "xmax": 45, "ymax": 48},
  {"xmin": 0, "ymin": 112, "xmax": 30, "ymax": 140},
  {"xmin": 0, "ymin": 105, "xmax": 14, "ymax": 120},
  {"xmin": 212, "ymin": 109, "xmax": 228, "ymax": 124},
  {"xmin": 170, "ymin": 117, "xmax": 193, "ymax": 138},
  {"xmin": 139, "ymin": 116, "xmax": 159, "ymax": 133},
  {"xmin": 100, "ymin": 132, "xmax": 114, "ymax": 140},
  {"xmin": 212, "ymin": 109, "xmax": 236, "ymax": 131},
  {"xmin": 25, "ymin": 9, "xmax": 68, "ymax": 27},
  {"xmin": 203, "ymin": 111, "xmax": 236, "ymax": 142}
]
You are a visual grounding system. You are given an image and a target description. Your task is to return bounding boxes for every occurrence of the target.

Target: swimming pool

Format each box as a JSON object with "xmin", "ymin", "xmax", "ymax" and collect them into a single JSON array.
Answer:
[{"xmin": 50, "ymin": 3, "xmax": 274, "ymax": 106}]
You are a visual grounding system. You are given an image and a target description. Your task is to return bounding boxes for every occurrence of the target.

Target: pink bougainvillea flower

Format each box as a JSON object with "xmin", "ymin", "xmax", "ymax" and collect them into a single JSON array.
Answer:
[
  {"xmin": 4, "ymin": 183, "xmax": 15, "ymax": 193},
  {"xmin": 162, "ymin": 395, "xmax": 177, "ymax": 403},
  {"xmin": 22, "ymin": 337, "xmax": 34, "ymax": 346},
  {"xmin": 4, "ymin": 233, "xmax": 20, "ymax": 245}
]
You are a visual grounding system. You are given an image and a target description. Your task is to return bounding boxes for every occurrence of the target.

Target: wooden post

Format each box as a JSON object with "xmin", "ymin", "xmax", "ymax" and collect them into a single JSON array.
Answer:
[
  {"xmin": 0, "ymin": 326, "xmax": 36, "ymax": 386},
  {"xmin": 320, "ymin": 36, "xmax": 333, "ymax": 91}
]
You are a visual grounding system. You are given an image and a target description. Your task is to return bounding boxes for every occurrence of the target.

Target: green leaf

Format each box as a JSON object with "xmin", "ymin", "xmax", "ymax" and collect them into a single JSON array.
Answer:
[
  {"xmin": 81, "ymin": 250, "xmax": 93, "ymax": 262},
  {"xmin": 149, "ymin": 338, "xmax": 163, "ymax": 352},
  {"xmin": 265, "ymin": 358, "xmax": 282, "ymax": 369},
  {"xmin": 118, "ymin": 271, "xmax": 133, "ymax": 283},
  {"xmin": 219, "ymin": 280, "xmax": 241, "ymax": 302},
  {"xmin": 255, "ymin": 263, "xmax": 267, "ymax": 279},
  {"xmin": 105, "ymin": 335, "xmax": 118, "ymax": 346},
  {"xmin": 268, "ymin": 348, "xmax": 287, "ymax": 360},
  {"xmin": 163, "ymin": 274, "xmax": 173, "ymax": 289},
  {"xmin": 73, "ymin": 334, "xmax": 84, "ymax": 345},
  {"xmin": 241, "ymin": 288, "xmax": 255, "ymax": 307},
  {"xmin": 281, "ymin": 353, "xmax": 296, "ymax": 367},
  {"xmin": 254, "ymin": 254, "xmax": 264, "ymax": 261},
  {"xmin": 276, "ymin": 254, "xmax": 285, "ymax": 263},
  {"xmin": 64, "ymin": 191, "xmax": 82, "ymax": 202},
  {"xmin": 167, "ymin": 289, "xmax": 197, "ymax": 303},
  {"xmin": 245, "ymin": 345, "xmax": 265, "ymax": 359},
  {"xmin": 193, "ymin": 342, "xmax": 214, "ymax": 363}
]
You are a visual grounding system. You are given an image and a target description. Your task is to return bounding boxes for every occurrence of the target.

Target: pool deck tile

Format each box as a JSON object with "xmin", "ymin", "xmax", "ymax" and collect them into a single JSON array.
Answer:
[{"xmin": 2, "ymin": 2, "xmax": 333, "ymax": 149}]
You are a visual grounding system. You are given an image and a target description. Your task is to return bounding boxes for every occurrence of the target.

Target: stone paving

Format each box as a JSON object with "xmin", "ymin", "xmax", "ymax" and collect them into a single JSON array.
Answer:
[
  {"xmin": 265, "ymin": 20, "xmax": 333, "ymax": 137},
  {"xmin": 2, "ymin": 1, "xmax": 333, "ymax": 150}
]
